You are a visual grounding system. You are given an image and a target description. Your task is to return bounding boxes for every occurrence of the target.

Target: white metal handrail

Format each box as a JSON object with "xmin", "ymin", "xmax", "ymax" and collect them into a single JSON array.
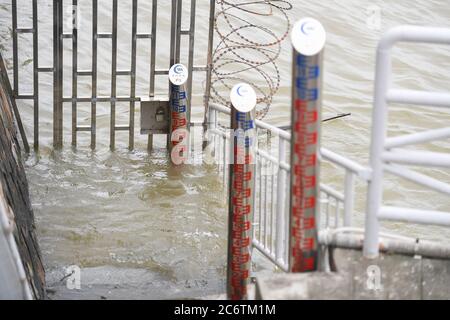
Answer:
[
  {"xmin": 208, "ymin": 102, "xmax": 366, "ymax": 271},
  {"xmin": 0, "ymin": 185, "xmax": 32, "ymax": 300},
  {"xmin": 364, "ymin": 26, "xmax": 450, "ymax": 258}
]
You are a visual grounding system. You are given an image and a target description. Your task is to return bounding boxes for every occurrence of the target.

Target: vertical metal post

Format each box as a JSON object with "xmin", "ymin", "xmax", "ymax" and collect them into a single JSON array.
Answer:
[
  {"xmin": 175, "ymin": 0, "xmax": 182, "ymax": 64},
  {"xmin": 91, "ymin": 0, "xmax": 98, "ymax": 150},
  {"xmin": 202, "ymin": 0, "xmax": 216, "ymax": 132},
  {"xmin": 288, "ymin": 18, "xmax": 326, "ymax": 273},
  {"xmin": 275, "ymin": 138, "xmax": 287, "ymax": 263},
  {"xmin": 148, "ymin": 0, "xmax": 158, "ymax": 151},
  {"xmin": 53, "ymin": 0, "xmax": 64, "ymax": 149},
  {"xmin": 129, "ymin": 0, "xmax": 138, "ymax": 150},
  {"xmin": 32, "ymin": 0, "xmax": 39, "ymax": 151},
  {"xmin": 12, "ymin": 0, "xmax": 18, "ymax": 97},
  {"xmin": 227, "ymin": 83, "xmax": 257, "ymax": 300},
  {"xmin": 169, "ymin": 64, "xmax": 189, "ymax": 165},
  {"xmin": 344, "ymin": 171, "xmax": 355, "ymax": 227},
  {"xmin": 186, "ymin": 0, "xmax": 196, "ymax": 125},
  {"xmin": 169, "ymin": 0, "xmax": 178, "ymax": 68},
  {"xmin": 110, "ymin": 0, "xmax": 118, "ymax": 150},
  {"xmin": 364, "ymin": 41, "xmax": 392, "ymax": 259},
  {"xmin": 72, "ymin": 0, "xmax": 78, "ymax": 147}
]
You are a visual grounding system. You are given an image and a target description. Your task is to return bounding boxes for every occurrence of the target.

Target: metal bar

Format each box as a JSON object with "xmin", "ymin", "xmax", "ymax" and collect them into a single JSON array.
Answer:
[
  {"xmin": 384, "ymin": 164, "xmax": 450, "ymax": 196},
  {"xmin": 97, "ymin": 33, "xmax": 112, "ymax": 39},
  {"xmin": 32, "ymin": 0, "xmax": 39, "ymax": 150},
  {"xmin": 12, "ymin": 0, "xmax": 18, "ymax": 96},
  {"xmin": 343, "ymin": 171, "xmax": 355, "ymax": 227},
  {"xmin": 149, "ymin": 0, "xmax": 157, "ymax": 97},
  {"xmin": 154, "ymin": 69, "xmax": 169, "ymax": 75},
  {"xmin": 321, "ymin": 148, "xmax": 371, "ymax": 180},
  {"xmin": 91, "ymin": 0, "xmax": 98, "ymax": 149},
  {"xmin": 129, "ymin": 0, "xmax": 138, "ymax": 150},
  {"xmin": 186, "ymin": 0, "xmax": 196, "ymax": 125},
  {"xmin": 202, "ymin": 0, "xmax": 216, "ymax": 129},
  {"xmin": 387, "ymin": 89, "xmax": 450, "ymax": 108},
  {"xmin": 76, "ymin": 126, "xmax": 91, "ymax": 132},
  {"xmin": 385, "ymin": 127, "xmax": 450, "ymax": 149},
  {"xmin": 53, "ymin": 0, "xmax": 63, "ymax": 149},
  {"xmin": 16, "ymin": 28, "xmax": 34, "ymax": 34},
  {"xmin": 115, "ymin": 126, "xmax": 130, "ymax": 131},
  {"xmin": 110, "ymin": 0, "xmax": 118, "ymax": 150},
  {"xmin": 63, "ymin": 96, "xmax": 140, "ymax": 103},
  {"xmin": 169, "ymin": 0, "xmax": 177, "ymax": 67},
  {"xmin": 383, "ymin": 149, "xmax": 450, "ymax": 168},
  {"xmin": 275, "ymin": 138, "xmax": 287, "ymax": 262},
  {"xmin": 116, "ymin": 70, "xmax": 132, "ymax": 76},
  {"xmin": 148, "ymin": 0, "xmax": 158, "ymax": 151},
  {"xmin": 379, "ymin": 207, "xmax": 450, "ymax": 227},
  {"xmin": 136, "ymin": 33, "xmax": 152, "ymax": 39},
  {"xmin": 72, "ymin": 0, "xmax": 78, "ymax": 147},
  {"xmin": 175, "ymin": 0, "xmax": 182, "ymax": 63},
  {"xmin": 76, "ymin": 70, "xmax": 92, "ymax": 76},
  {"xmin": 15, "ymin": 95, "xmax": 34, "ymax": 100},
  {"xmin": 38, "ymin": 67, "xmax": 55, "ymax": 73}
]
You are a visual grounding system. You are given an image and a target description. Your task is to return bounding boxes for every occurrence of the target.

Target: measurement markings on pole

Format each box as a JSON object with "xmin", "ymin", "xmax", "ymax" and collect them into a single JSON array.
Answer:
[
  {"xmin": 227, "ymin": 83, "xmax": 257, "ymax": 300},
  {"xmin": 169, "ymin": 63, "xmax": 189, "ymax": 164},
  {"xmin": 289, "ymin": 18, "xmax": 326, "ymax": 273}
]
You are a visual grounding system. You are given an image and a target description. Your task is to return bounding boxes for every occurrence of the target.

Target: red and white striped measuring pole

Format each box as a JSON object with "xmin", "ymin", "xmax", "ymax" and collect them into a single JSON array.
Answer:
[
  {"xmin": 227, "ymin": 83, "xmax": 257, "ymax": 300},
  {"xmin": 289, "ymin": 18, "xmax": 326, "ymax": 273},
  {"xmin": 169, "ymin": 63, "xmax": 189, "ymax": 165}
]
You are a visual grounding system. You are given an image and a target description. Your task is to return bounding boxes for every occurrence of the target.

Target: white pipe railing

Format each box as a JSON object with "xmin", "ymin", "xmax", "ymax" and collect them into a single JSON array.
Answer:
[
  {"xmin": 364, "ymin": 25, "xmax": 450, "ymax": 258},
  {"xmin": 208, "ymin": 103, "xmax": 363, "ymax": 271}
]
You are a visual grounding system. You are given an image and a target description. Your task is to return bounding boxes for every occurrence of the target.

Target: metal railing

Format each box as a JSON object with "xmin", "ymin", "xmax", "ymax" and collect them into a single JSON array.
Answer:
[
  {"xmin": 9, "ymin": 0, "xmax": 215, "ymax": 151},
  {"xmin": 364, "ymin": 26, "xmax": 450, "ymax": 258},
  {"xmin": 207, "ymin": 102, "xmax": 368, "ymax": 271},
  {"xmin": 210, "ymin": 25, "xmax": 450, "ymax": 271}
]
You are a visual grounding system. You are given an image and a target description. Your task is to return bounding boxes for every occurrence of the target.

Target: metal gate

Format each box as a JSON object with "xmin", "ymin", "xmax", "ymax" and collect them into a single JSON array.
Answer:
[{"xmin": 10, "ymin": 0, "xmax": 215, "ymax": 151}]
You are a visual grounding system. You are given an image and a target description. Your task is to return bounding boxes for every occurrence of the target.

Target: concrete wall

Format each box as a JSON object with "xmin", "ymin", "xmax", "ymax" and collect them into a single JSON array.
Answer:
[{"xmin": 0, "ymin": 64, "xmax": 46, "ymax": 299}]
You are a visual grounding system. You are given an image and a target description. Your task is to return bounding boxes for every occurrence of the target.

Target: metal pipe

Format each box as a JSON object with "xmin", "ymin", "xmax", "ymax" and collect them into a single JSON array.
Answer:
[
  {"xmin": 343, "ymin": 171, "xmax": 355, "ymax": 227},
  {"xmin": 379, "ymin": 207, "xmax": 450, "ymax": 226},
  {"xmin": 202, "ymin": 0, "xmax": 216, "ymax": 136},
  {"xmin": 53, "ymin": 0, "xmax": 63, "ymax": 150},
  {"xmin": 385, "ymin": 127, "xmax": 450, "ymax": 149},
  {"xmin": 91, "ymin": 0, "xmax": 98, "ymax": 150},
  {"xmin": 72, "ymin": 0, "xmax": 78, "ymax": 147},
  {"xmin": 110, "ymin": 0, "xmax": 118, "ymax": 150},
  {"xmin": 12, "ymin": 0, "xmax": 18, "ymax": 97},
  {"xmin": 275, "ymin": 138, "xmax": 287, "ymax": 263},
  {"xmin": 227, "ymin": 83, "xmax": 257, "ymax": 300},
  {"xmin": 129, "ymin": 0, "xmax": 138, "ymax": 150},
  {"xmin": 32, "ymin": 0, "xmax": 39, "ymax": 151},
  {"xmin": 288, "ymin": 18, "xmax": 326, "ymax": 273}
]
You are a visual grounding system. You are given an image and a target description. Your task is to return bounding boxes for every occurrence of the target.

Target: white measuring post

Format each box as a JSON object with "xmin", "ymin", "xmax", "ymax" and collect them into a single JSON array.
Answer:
[
  {"xmin": 288, "ymin": 18, "xmax": 326, "ymax": 273},
  {"xmin": 227, "ymin": 83, "xmax": 257, "ymax": 300},
  {"xmin": 169, "ymin": 63, "xmax": 189, "ymax": 165}
]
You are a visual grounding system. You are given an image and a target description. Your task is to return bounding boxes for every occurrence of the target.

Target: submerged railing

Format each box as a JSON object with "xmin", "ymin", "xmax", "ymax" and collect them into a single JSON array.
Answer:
[{"xmin": 9, "ymin": 0, "xmax": 216, "ymax": 151}]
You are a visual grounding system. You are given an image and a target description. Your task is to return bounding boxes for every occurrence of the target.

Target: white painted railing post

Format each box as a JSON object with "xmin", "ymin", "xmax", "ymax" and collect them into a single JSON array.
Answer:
[
  {"xmin": 344, "ymin": 171, "xmax": 355, "ymax": 227},
  {"xmin": 275, "ymin": 137, "xmax": 287, "ymax": 264},
  {"xmin": 364, "ymin": 43, "xmax": 390, "ymax": 258},
  {"xmin": 288, "ymin": 18, "xmax": 326, "ymax": 273}
]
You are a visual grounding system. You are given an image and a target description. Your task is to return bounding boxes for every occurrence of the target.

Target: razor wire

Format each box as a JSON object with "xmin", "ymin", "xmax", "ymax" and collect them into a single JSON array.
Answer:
[{"xmin": 210, "ymin": 0, "xmax": 292, "ymax": 119}]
